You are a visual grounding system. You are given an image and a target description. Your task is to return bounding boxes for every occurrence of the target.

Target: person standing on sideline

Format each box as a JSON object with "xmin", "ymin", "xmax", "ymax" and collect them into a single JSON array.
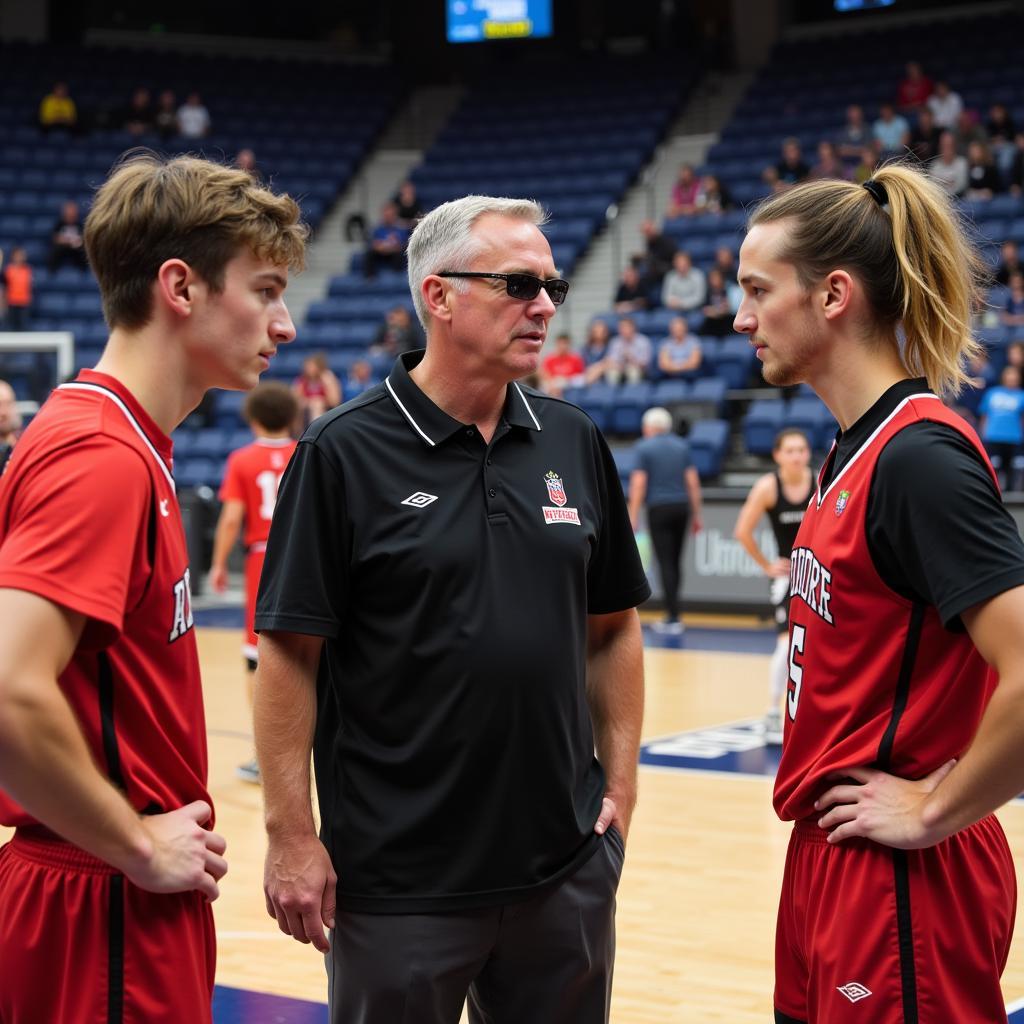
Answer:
[
  {"xmin": 209, "ymin": 381, "xmax": 298, "ymax": 783},
  {"xmin": 0, "ymin": 153, "xmax": 305, "ymax": 1024},
  {"xmin": 0, "ymin": 378, "xmax": 22, "ymax": 473},
  {"xmin": 254, "ymin": 194, "xmax": 649, "ymax": 1024},
  {"xmin": 734, "ymin": 163, "xmax": 1024, "ymax": 1023},
  {"xmin": 627, "ymin": 406, "xmax": 703, "ymax": 634},
  {"xmin": 732, "ymin": 428, "xmax": 814, "ymax": 743}
]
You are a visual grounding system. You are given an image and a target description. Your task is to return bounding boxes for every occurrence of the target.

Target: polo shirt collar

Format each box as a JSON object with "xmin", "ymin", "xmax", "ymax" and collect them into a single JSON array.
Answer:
[{"xmin": 385, "ymin": 350, "xmax": 542, "ymax": 447}]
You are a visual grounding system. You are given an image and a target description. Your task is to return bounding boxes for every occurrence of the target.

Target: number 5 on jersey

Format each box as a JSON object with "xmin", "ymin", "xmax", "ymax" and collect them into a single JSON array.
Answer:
[{"xmin": 787, "ymin": 624, "xmax": 805, "ymax": 720}]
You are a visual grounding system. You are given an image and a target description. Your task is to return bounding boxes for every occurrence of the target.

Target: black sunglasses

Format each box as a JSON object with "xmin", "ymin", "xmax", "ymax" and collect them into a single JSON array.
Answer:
[{"xmin": 439, "ymin": 271, "xmax": 570, "ymax": 306}]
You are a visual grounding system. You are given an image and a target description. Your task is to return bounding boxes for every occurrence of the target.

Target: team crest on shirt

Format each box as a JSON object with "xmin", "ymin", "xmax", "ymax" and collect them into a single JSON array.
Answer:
[
  {"xmin": 542, "ymin": 470, "xmax": 580, "ymax": 525},
  {"xmin": 835, "ymin": 489, "xmax": 851, "ymax": 517}
]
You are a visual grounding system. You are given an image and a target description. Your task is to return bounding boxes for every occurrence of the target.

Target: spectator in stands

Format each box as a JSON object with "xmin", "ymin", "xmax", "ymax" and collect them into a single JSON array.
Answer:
[
  {"xmin": 292, "ymin": 352, "xmax": 342, "ymax": 426},
  {"xmin": 953, "ymin": 110, "xmax": 987, "ymax": 156},
  {"xmin": 767, "ymin": 138, "xmax": 809, "ymax": 189},
  {"xmin": 996, "ymin": 241, "xmax": 1023, "ymax": 286},
  {"xmin": 0, "ymin": 379, "xmax": 21, "ymax": 470},
  {"xmin": 49, "ymin": 200, "xmax": 88, "ymax": 272},
  {"xmin": 714, "ymin": 244, "xmax": 737, "ymax": 282},
  {"xmin": 896, "ymin": 61, "xmax": 933, "ymax": 115},
  {"xmin": 627, "ymin": 406, "xmax": 703, "ymax": 633},
  {"xmin": 965, "ymin": 349, "xmax": 997, "ymax": 392},
  {"xmin": 393, "ymin": 181, "xmax": 424, "ymax": 229},
  {"xmin": 667, "ymin": 164, "xmax": 701, "ymax": 218},
  {"xmin": 699, "ymin": 268, "xmax": 735, "ymax": 337},
  {"xmin": 695, "ymin": 174, "xmax": 733, "ymax": 213},
  {"xmin": 658, "ymin": 317, "xmax": 703, "ymax": 379},
  {"xmin": 371, "ymin": 304, "xmax": 424, "ymax": 358},
  {"xmin": 809, "ymin": 140, "xmax": 848, "ymax": 181},
  {"xmin": 581, "ymin": 320, "xmax": 612, "ymax": 385},
  {"xmin": 852, "ymin": 144, "xmax": 881, "ymax": 185},
  {"xmin": 606, "ymin": 317, "xmax": 652, "ymax": 385},
  {"xmin": 2, "ymin": 248, "xmax": 33, "ymax": 331},
  {"xmin": 121, "ymin": 87, "xmax": 154, "ymax": 136},
  {"xmin": 234, "ymin": 148, "xmax": 262, "ymax": 181},
  {"xmin": 1002, "ymin": 272, "xmax": 1024, "ymax": 328},
  {"xmin": 966, "ymin": 141, "xmax": 1002, "ymax": 200},
  {"xmin": 661, "ymin": 251, "xmax": 706, "ymax": 312},
  {"xmin": 154, "ymin": 89, "xmax": 179, "ymax": 140},
  {"xmin": 836, "ymin": 104, "xmax": 870, "ymax": 164},
  {"xmin": 364, "ymin": 202, "xmax": 409, "ymax": 278},
  {"xmin": 614, "ymin": 264, "xmax": 648, "ymax": 312},
  {"xmin": 978, "ymin": 365, "xmax": 1024, "ymax": 491},
  {"xmin": 38, "ymin": 81, "xmax": 76, "ymax": 134},
  {"xmin": 1009, "ymin": 133, "xmax": 1024, "ymax": 196},
  {"xmin": 540, "ymin": 332, "xmax": 585, "ymax": 397},
  {"xmin": 345, "ymin": 359, "xmax": 376, "ymax": 398},
  {"xmin": 927, "ymin": 79, "xmax": 963, "ymax": 130},
  {"xmin": 986, "ymin": 103, "xmax": 1017, "ymax": 179},
  {"xmin": 639, "ymin": 219, "xmax": 677, "ymax": 292},
  {"xmin": 177, "ymin": 91, "xmax": 211, "ymax": 139},
  {"xmin": 1007, "ymin": 341, "xmax": 1024, "ymax": 373},
  {"xmin": 873, "ymin": 102, "xmax": 910, "ymax": 157},
  {"xmin": 929, "ymin": 131, "xmax": 968, "ymax": 197},
  {"xmin": 908, "ymin": 107, "xmax": 942, "ymax": 165}
]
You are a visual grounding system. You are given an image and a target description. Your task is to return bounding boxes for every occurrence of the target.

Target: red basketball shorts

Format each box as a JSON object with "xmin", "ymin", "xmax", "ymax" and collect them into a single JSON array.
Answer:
[
  {"xmin": 0, "ymin": 828, "xmax": 216, "ymax": 1023},
  {"xmin": 243, "ymin": 549, "xmax": 265, "ymax": 660},
  {"xmin": 774, "ymin": 815, "xmax": 1016, "ymax": 1023}
]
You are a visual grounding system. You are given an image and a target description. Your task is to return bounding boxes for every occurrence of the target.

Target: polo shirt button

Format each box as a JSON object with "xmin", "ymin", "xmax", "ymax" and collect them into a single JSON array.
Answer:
[
  {"xmin": 465, "ymin": 428, "xmax": 474, "ymax": 437},
  {"xmin": 488, "ymin": 488, "xmax": 496, "ymax": 497},
  {"xmin": 486, "ymin": 458, "xmax": 492, "ymax": 466}
]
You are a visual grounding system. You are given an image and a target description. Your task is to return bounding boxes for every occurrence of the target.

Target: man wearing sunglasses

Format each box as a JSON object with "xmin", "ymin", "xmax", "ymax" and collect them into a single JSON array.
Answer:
[{"xmin": 254, "ymin": 195, "xmax": 649, "ymax": 1024}]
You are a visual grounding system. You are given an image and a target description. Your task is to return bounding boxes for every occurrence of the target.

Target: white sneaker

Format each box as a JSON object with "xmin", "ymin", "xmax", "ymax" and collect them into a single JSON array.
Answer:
[
  {"xmin": 763, "ymin": 710, "xmax": 784, "ymax": 745},
  {"xmin": 236, "ymin": 758, "xmax": 261, "ymax": 784},
  {"xmin": 652, "ymin": 619, "xmax": 684, "ymax": 635}
]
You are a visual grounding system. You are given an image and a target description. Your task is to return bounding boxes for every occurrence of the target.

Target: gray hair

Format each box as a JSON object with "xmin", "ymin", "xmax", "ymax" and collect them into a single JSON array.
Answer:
[
  {"xmin": 406, "ymin": 195, "xmax": 548, "ymax": 329},
  {"xmin": 642, "ymin": 407, "xmax": 673, "ymax": 433}
]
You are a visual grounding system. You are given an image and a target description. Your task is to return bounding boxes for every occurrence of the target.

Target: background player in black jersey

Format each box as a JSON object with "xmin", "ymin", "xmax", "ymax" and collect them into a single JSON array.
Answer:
[{"xmin": 733, "ymin": 427, "xmax": 813, "ymax": 743}]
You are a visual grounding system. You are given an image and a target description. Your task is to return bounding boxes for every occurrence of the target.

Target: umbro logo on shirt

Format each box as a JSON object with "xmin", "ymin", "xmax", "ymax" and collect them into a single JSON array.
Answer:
[
  {"xmin": 402, "ymin": 492, "xmax": 438, "ymax": 508},
  {"xmin": 837, "ymin": 982, "xmax": 872, "ymax": 1003}
]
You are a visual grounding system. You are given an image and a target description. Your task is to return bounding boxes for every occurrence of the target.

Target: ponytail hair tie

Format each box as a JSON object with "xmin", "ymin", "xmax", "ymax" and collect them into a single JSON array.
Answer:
[{"xmin": 863, "ymin": 179, "xmax": 890, "ymax": 212}]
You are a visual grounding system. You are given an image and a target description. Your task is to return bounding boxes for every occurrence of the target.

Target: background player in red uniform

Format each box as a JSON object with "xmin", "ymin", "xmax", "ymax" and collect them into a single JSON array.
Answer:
[
  {"xmin": 733, "ymin": 428, "xmax": 814, "ymax": 743},
  {"xmin": 210, "ymin": 380, "xmax": 298, "ymax": 782},
  {"xmin": 0, "ymin": 153, "xmax": 305, "ymax": 1024},
  {"xmin": 734, "ymin": 164, "xmax": 1024, "ymax": 1023}
]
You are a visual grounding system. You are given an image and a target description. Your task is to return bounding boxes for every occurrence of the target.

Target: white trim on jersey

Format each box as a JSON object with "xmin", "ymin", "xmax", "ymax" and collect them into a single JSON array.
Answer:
[
  {"xmin": 384, "ymin": 377, "xmax": 436, "ymax": 447},
  {"xmin": 57, "ymin": 381, "xmax": 176, "ymax": 491},
  {"xmin": 513, "ymin": 382, "xmax": 542, "ymax": 431}
]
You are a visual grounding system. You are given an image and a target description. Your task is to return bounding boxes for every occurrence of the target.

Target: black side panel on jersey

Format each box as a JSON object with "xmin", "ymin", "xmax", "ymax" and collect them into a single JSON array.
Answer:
[
  {"xmin": 875, "ymin": 602, "xmax": 925, "ymax": 769},
  {"xmin": 107, "ymin": 874, "xmax": 125, "ymax": 1023},
  {"xmin": 774, "ymin": 1010, "xmax": 806, "ymax": 1024},
  {"xmin": 98, "ymin": 651, "xmax": 126, "ymax": 790}
]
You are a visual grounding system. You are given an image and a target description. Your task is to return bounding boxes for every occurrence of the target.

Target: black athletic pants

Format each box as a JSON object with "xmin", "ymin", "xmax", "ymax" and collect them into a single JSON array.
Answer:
[{"xmin": 648, "ymin": 502, "xmax": 690, "ymax": 621}]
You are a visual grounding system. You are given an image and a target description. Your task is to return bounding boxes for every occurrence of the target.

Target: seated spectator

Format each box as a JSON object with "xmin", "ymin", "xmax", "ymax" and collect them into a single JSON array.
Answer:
[
  {"xmin": 1003, "ymin": 272, "xmax": 1024, "ymax": 328},
  {"xmin": 714, "ymin": 245, "xmax": 737, "ymax": 281},
  {"xmin": 987, "ymin": 104, "xmax": 1017, "ymax": 180},
  {"xmin": 836, "ymin": 104, "xmax": 870, "ymax": 163},
  {"xmin": 364, "ymin": 202, "xmax": 409, "ymax": 278},
  {"xmin": 539, "ymin": 333, "xmax": 585, "ymax": 397},
  {"xmin": 371, "ymin": 305, "xmax": 424, "ymax": 358},
  {"xmin": 393, "ymin": 180, "xmax": 424, "ymax": 228},
  {"xmin": 953, "ymin": 110, "xmax": 987, "ymax": 155},
  {"xmin": 121, "ymin": 87, "xmax": 153, "ymax": 136},
  {"xmin": 965, "ymin": 141, "xmax": 1001, "ymax": 200},
  {"xmin": 767, "ymin": 138, "xmax": 809, "ymax": 189},
  {"xmin": 49, "ymin": 200, "xmax": 87, "ymax": 272},
  {"xmin": 639, "ymin": 219, "xmax": 677, "ymax": 292},
  {"xmin": 695, "ymin": 174, "xmax": 733, "ymax": 213},
  {"xmin": 1007, "ymin": 341, "xmax": 1024, "ymax": 372},
  {"xmin": 1009, "ymin": 133, "xmax": 1024, "ymax": 196},
  {"xmin": 872, "ymin": 103, "xmax": 910, "ymax": 157},
  {"xmin": 896, "ymin": 61, "xmax": 933, "ymax": 114},
  {"xmin": 661, "ymin": 251, "xmax": 706, "ymax": 312},
  {"xmin": 927, "ymin": 80, "xmax": 963, "ymax": 130},
  {"xmin": 809, "ymin": 140, "xmax": 848, "ymax": 180},
  {"xmin": 965, "ymin": 349, "xmax": 997, "ymax": 391},
  {"xmin": 929, "ymin": 131, "xmax": 968, "ymax": 197},
  {"xmin": 154, "ymin": 90, "xmax": 178, "ymax": 140},
  {"xmin": 234, "ymin": 148, "xmax": 262, "ymax": 180},
  {"xmin": 978, "ymin": 365, "xmax": 1024, "ymax": 491},
  {"xmin": 38, "ymin": 81, "xmax": 76, "ymax": 134},
  {"xmin": 346, "ymin": 359, "xmax": 377, "ymax": 398},
  {"xmin": 699, "ymin": 268, "xmax": 734, "ymax": 337},
  {"xmin": 2, "ymin": 248, "xmax": 33, "ymax": 331},
  {"xmin": 177, "ymin": 92, "xmax": 211, "ymax": 139},
  {"xmin": 292, "ymin": 353, "xmax": 342, "ymax": 426},
  {"xmin": 908, "ymin": 107, "xmax": 942, "ymax": 165},
  {"xmin": 852, "ymin": 144, "xmax": 881, "ymax": 185},
  {"xmin": 605, "ymin": 318, "xmax": 653, "ymax": 385},
  {"xmin": 614, "ymin": 265, "xmax": 648, "ymax": 312},
  {"xmin": 996, "ymin": 241, "xmax": 1023, "ymax": 286},
  {"xmin": 658, "ymin": 317, "xmax": 703, "ymax": 379},
  {"xmin": 581, "ymin": 320, "xmax": 612, "ymax": 385},
  {"xmin": 667, "ymin": 164, "xmax": 701, "ymax": 218}
]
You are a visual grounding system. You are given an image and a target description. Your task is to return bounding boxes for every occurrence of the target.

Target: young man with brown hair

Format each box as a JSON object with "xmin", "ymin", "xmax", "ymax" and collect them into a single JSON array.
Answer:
[{"xmin": 0, "ymin": 153, "xmax": 305, "ymax": 1023}]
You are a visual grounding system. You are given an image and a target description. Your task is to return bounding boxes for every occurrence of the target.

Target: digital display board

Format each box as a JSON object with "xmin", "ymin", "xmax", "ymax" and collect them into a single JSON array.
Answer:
[{"xmin": 447, "ymin": 0, "xmax": 553, "ymax": 44}]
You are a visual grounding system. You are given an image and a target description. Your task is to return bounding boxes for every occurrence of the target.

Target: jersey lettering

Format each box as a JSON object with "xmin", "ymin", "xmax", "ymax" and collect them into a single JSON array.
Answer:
[
  {"xmin": 168, "ymin": 567, "xmax": 195, "ymax": 642},
  {"xmin": 255, "ymin": 469, "xmax": 284, "ymax": 521},
  {"xmin": 788, "ymin": 623, "xmax": 806, "ymax": 720},
  {"xmin": 789, "ymin": 546, "xmax": 834, "ymax": 625}
]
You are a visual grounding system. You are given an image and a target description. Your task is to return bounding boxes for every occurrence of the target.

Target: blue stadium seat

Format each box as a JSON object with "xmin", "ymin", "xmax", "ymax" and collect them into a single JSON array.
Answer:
[
  {"xmin": 688, "ymin": 419, "xmax": 729, "ymax": 479},
  {"xmin": 743, "ymin": 398, "xmax": 785, "ymax": 455}
]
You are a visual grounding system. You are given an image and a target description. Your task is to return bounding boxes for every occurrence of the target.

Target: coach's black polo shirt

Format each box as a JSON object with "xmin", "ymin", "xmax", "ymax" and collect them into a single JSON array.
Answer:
[{"xmin": 255, "ymin": 351, "xmax": 650, "ymax": 913}]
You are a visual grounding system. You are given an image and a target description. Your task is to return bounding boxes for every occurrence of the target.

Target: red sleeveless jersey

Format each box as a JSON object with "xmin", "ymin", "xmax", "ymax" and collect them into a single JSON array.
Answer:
[
  {"xmin": 218, "ymin": 437, "xmax": 296, "ymax": 552},
  {"xmin": 773, "ymin": 393, "xmax": 1000, "ymax": 821},
  {"xmin": 0, "ymin": 370, "xmax": 210, "ymax": 827}
]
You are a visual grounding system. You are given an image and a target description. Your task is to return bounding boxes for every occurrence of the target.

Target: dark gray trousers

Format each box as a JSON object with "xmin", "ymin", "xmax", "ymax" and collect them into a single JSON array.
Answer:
[{"xmin": 326, "ymin": 827, "xmax": 625, "ymax": 1024}]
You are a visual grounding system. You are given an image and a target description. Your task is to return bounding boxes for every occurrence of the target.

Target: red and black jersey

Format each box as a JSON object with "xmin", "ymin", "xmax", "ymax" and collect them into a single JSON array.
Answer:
[
  {"xmin": 0, "ymin": 369, "xmax": 210, "ymax": 827},
  {"xmin": 774, "ymin": 393, "xmax": 1000, "ymax": 822}
]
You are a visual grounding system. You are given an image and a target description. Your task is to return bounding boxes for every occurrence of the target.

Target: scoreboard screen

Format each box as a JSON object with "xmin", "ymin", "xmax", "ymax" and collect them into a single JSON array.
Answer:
[{"xmin": 446, "ymin": 0, "xmax": 553, "ymax": 44}]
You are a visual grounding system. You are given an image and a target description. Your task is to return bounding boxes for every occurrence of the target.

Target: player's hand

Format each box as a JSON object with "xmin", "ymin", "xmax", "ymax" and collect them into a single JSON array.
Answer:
[
  {"xmin": 691, "ymin": 515, "xmax": 703, "ymax": 534},
  {"xmin": 125, "ymin": 801, "xmax": 228, "ymax": 900},
  {"xmin": 813, "ymin": 760, "xmax": 957, "ymax": 849},
  {"xmin": 767, "ymin": 558, "xmax": 791, "ymax": 578},
  {"xmin": 594, "ymin": 791, "xmax": 634, "ymax": 843},
  {"xmin": 209, "ymin": 565, "xmax": 228, "ymax": 593},
  {"xmin": 264, "ymin": 833, "xmax": 337, "ymax": 954}
]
